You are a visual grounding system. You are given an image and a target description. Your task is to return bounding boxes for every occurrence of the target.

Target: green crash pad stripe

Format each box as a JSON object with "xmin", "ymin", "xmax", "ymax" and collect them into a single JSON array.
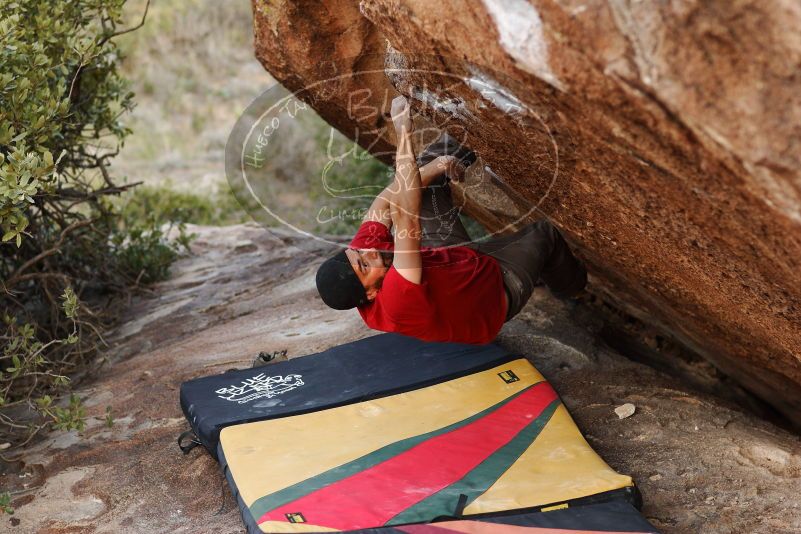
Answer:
[
  {"xmin": 248, "ymin": 384, "xmax": 540, "ymax": 521},
  {"xmin": 386, "ymin": 399, "xmax": 560, "ymax": 525}
]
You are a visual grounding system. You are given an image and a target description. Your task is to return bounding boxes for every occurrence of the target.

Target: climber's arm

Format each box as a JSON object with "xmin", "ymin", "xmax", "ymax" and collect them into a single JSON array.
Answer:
[
  {"xmin": 389, "ymin": 96, "xmax": 422, "ymax": 284},
  {"xmin": 362, "ymin": 156, "xmax": 457, "ymax": 229},
  {"xmin": 420, "ymin": 156, "xmax": 463, "ymax": 187},
  {"xmin": 362, "ymin": 187, "xmax": 393, "ymax": 228}
]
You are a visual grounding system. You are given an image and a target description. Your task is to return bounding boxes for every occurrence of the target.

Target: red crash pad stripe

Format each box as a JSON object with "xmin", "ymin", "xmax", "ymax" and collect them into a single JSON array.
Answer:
[{"xmin": 257, "ymin": 381, "xmax": 557, "ymax": 530}]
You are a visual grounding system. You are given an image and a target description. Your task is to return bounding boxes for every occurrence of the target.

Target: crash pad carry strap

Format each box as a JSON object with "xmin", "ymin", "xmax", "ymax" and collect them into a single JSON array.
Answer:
[
  {"xmin": 253, "ymin": 349, "xmax": 287, "ymax": 367},
  {"xmin": 178, "ymin": 429, "xmax": 202, "ymax": 454},
  {"xmin": 430, "ymin": 493, "xmax": 469, "ymax": 523}
]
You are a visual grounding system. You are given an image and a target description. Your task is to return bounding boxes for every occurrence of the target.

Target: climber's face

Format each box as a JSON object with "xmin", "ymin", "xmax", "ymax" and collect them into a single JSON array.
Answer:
[{"xmin": 344, "ymin": 248, "xmax": 392, "ymax": 301}]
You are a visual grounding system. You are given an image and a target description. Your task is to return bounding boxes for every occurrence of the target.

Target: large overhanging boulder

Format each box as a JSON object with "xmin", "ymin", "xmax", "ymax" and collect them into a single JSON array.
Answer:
[{"xmin": 250, "ymin": 0, "xmax": 801, "ymax": 425}]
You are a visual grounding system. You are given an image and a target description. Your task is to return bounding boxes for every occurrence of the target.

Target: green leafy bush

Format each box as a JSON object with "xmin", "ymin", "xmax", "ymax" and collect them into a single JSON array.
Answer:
[
  {"xmin": 117, "ymin": 184, "xmax": 245, "ymax": 227},
  {"xmin": 0, "ymin": 491, "xmax": 12, "ymax": 515},
  {"xmin": 112, "ymin": 219, "xmax": 193, "ymax": 285},
  {"xmin": 0, "ymin": 0, "xmax": 186, "ymax": 449}
]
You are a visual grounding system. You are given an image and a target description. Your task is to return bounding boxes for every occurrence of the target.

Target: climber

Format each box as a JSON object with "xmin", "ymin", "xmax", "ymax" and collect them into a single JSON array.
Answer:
[{"xmin": 315, "ymin": 95, "xmax": 587, "ymax": 345}]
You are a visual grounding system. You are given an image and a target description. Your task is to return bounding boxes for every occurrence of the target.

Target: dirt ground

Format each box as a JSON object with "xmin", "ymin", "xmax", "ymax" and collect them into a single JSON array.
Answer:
[{"xmin": 2, "ymin": 224, "xmax": 800, "ymax": 533}]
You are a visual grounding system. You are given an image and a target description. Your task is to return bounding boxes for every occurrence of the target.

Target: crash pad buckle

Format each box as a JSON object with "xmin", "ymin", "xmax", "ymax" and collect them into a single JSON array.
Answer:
[
  {"xmin": 253, "ymin": 349, "xmax": 288, "ymax": 367},
  {"xmin": 431, "ymin": 493, "xmax": 468, "ymax": 523},
  {"xmin": 454, "ymin": 493, "xmax": 468, "ymax": 517},
  {"xmin": 178, "ymin": 429, "xmax": 202, "ymax": 454}
]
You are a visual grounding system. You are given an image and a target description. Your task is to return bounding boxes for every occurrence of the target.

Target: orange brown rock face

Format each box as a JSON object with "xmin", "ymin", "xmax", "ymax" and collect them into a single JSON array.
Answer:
[{"xmin": 250, "ymin": 0, "xmax": 801, "ymax": 425}]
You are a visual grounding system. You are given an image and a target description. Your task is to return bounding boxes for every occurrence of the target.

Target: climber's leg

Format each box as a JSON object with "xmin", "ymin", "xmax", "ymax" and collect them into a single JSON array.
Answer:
[
  {"xmin": 416, "ymin": 134, "xmax": 474, "ymax": 248},
  {"xmin": 417, "ymin": 176, "xmax": 471, "ymax": 248},
  {"xmin": 472, "ymin": 221, "xmax": 587, "ymax": 320}
]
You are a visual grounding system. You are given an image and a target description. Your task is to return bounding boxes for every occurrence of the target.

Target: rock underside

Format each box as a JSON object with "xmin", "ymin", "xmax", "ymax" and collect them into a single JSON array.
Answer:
[
  {"xmin": 2, "ymin": 225, "xmax": 800, "ymax": 533},
  {"xmin": 249, "ymin": 0, "xmax": 801, "ymax": 426}
]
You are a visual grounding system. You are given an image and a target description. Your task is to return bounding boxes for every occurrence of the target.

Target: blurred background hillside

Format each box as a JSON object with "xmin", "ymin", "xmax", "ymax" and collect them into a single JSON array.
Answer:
[
  {"xmin": 114, "ymin": 0, "xmax": 268, "ymax": 224},
  {"xmin": 114, "ymin": 0, "xmax": 393, "ymax": 233},
  {"xmin": 118, "ymin": 1, "xmax": 267, "ymax": 192}
]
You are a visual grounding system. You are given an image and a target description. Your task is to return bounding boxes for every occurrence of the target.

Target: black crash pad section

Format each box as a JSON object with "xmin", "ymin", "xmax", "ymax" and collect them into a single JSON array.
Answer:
[
  {"xmin": 180, "ymin": 333, "xmax": 516, "ymax": 453},
  {"xmin": 347, "ymin": 499, "xmax": 660, "ymax": 533},
  {"xmin": 466, "ymin": 499, "xmax": 658, "ymax": 531}
]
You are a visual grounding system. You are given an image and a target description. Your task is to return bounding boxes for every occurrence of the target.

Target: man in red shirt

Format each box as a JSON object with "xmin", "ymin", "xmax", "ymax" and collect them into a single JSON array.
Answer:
[{"xmin": 315, "ymin": 96, "xmax": 586, "ymax": 344}]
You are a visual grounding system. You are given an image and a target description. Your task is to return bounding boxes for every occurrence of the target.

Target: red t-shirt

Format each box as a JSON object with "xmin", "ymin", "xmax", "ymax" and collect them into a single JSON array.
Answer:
[{"xmin": 349, "ymin": 221, "xmax": 506, "ymax": 344}]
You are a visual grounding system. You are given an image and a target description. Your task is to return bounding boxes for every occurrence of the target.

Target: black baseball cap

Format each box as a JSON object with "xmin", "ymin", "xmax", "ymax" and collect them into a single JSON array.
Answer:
[{"xmin": 315, "ymin": 250, "xmax": 369, "ymax": 310}]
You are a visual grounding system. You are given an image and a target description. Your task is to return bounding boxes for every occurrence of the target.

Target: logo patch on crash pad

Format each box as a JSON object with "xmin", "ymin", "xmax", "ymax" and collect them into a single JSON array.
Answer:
[
  {"xmin": 285, "ymin": 512, "xmax": 306, "ymax": 523},
  {"xmin": 215, "ymin": 373, "xmax": 305, "ymax": 404},
  {"xmin": 498, "ymin": 370, "xmax": 519, "ymax": 383}
]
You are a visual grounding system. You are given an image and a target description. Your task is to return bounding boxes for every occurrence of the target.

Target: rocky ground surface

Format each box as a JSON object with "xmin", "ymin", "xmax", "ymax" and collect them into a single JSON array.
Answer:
[{"xmin": 2, "ymin": 224, "xmax": 800, "ymax": 533}]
